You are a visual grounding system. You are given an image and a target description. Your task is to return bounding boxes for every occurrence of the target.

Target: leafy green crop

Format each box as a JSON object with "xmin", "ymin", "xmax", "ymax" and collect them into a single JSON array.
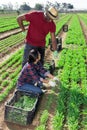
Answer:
[{"xmin": 14, "ymin": 95, "xmax": 37, "ymax": 110}]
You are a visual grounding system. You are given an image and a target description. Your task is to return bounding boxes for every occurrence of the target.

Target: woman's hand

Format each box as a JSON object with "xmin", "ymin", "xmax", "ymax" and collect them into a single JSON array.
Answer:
[
  {"xmin": 43, "ymin": 79, "xmax": 49, "ymax": 83},
  {"xmin": 47, "ymin": 73, "xmax": 54, "ymax": 79}
]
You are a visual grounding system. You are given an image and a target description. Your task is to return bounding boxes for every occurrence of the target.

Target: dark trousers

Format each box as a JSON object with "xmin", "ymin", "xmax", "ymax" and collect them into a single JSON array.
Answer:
[
  {"xmin": 17, "ymin": 84, "xmax": 43, "ymax": 95},
  {"xmin": 22, "ymin": 43, "xmax": 45, "ymax": 67}
]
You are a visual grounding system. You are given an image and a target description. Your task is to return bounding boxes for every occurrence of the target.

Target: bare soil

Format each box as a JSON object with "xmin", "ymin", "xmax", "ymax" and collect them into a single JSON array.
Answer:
[
  {"xmin": 0, "ymin": 42, "xmax": 24, "ymax": 63},
  {"xmin": 0, "ymin": 18, "xmax": 87, "ymax": 130},
  {"xmin": 79, "ymin": 18, "xmax": 87, "ymax": 43},
  {"xmin": 0, "ymin": 26, "xmax": 28, "ymax": 40},
  {"xmin": 0, "ymin": 28, "xmax": 22, "ymax": 40}
]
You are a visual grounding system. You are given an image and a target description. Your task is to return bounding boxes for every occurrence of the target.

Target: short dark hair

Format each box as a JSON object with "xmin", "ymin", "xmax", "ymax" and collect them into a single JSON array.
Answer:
[{"xmin": 28, "ymin": 49, "xmax": 38, "ymax": 63}]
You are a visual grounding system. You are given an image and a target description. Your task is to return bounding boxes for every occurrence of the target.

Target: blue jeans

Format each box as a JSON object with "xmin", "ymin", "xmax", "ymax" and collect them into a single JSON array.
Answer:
[
  {"xmin": 22, "ymin": 43, "xmax": 45, "ymax": 67},
  {"xmin": 17, "ymin": 84, "xmax": 43, "ymax": 95}
]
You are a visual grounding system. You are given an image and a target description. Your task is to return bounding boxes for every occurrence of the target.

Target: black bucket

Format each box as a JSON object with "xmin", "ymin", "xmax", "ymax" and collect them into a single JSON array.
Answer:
[
  {"xmin": 63, "ymin": 24, "xmax": 68, "ymax": 32},
  {"xmin": 50, "ymin": 37, "xmax": 62, "ymax": 51},
  {"xmin": 49, "ymin": 60, "xmax": 55, "ymax": 74},
  {"xmin": 56, "ymin": 37, "xmax": 62, "ymax": 51}
]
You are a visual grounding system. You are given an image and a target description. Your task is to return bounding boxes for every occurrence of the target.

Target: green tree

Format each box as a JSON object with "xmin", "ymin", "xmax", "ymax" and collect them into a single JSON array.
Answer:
[
  {"xmin": 34, "ymin": 3, "xmax": 43, "ymax": 10},
  {"xmin": 67, "ymin": 4, "xmax": 74, "ymax": 9},
  {"xmin": 20, "ymin": 3, "xmax": 31, "ymax": 10}
]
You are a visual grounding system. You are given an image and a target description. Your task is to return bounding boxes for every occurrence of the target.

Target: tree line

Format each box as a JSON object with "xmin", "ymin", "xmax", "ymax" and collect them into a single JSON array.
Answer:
[{"xmin": 0, "ymin": 1, "xmax": 74, "ymax": 14}]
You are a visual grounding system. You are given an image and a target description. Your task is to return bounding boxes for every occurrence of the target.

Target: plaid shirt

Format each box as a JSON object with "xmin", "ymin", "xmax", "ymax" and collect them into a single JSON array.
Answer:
[{"xmin": 17, "ymin": 62, "xmax": 48, "ymax": 87}]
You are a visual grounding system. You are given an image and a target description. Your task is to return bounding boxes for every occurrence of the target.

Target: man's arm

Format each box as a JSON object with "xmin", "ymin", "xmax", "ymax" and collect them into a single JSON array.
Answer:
[
  {"xmin": 17, "ymin": 14, "xmax": 26, "ymax": 32},
  {"xmin": 50, "ymin": 32, "xmax": 57, "ymax": 51}
]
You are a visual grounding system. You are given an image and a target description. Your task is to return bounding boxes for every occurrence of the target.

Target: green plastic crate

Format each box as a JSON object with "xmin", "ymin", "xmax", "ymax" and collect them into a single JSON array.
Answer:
[{"xmin": 4, "ymin": 90, "xmax": 38, "ymax": 126}]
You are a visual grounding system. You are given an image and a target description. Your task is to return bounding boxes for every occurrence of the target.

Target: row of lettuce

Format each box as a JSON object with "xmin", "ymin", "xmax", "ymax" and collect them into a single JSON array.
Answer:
[
  {"xmin": 78, "ymin": 13, "xmax": 87, "ymax": 26},
  {"xmin": 0, "ymin": 49, "xmax": 23, "ymax": 101},
  {"xmin": 54, "ymin": 46, "xmax": 87, "ymax": 130},
  {"xmin": 0, "ymin": 33, "xmax": 25, "ymax": 55},
  {"xmin": 0, "ymin": 15, "xmax": 28, "ymax": 33},
  {"xmin": 65, "ymin": 14, "xmax": 86, "ymax": 45}
]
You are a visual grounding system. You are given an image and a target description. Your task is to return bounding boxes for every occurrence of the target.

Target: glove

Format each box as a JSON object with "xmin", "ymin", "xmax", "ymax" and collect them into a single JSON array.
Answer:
[
  {"xmin": 53, "ymin": 77, "xmax": 59, "ymax": 84},
  {"xmin": 53, "ymin": 77, "xmax": 59, "ymax": 81},
  {"xmin": 22, "ymin": 31, "xmax": 27, "ymax": 36},
  {"xmin": 53, "ymin": 51, "xmax": 58, "ymax": 58},
  {"xmin": 49, "ymin": 80, "xmax": 56, "ymax": 87}
]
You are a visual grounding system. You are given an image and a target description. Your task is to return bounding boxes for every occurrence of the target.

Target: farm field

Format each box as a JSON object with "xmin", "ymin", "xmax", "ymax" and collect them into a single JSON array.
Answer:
[{"xmin": 0, "ymin": 12, "xmax": 87, "ymax": 130}]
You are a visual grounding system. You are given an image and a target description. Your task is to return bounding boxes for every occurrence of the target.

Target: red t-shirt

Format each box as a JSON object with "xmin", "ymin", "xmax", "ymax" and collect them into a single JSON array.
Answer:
[{"xmin": 25, "ymin": 11, "xmax": 56, "ymax": 47}]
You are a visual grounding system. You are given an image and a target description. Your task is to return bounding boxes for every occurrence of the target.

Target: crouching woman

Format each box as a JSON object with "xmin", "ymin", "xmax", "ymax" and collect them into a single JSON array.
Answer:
[{"xmin": 17, "ymin": 49, "xmax": 54, "ymax": 95}]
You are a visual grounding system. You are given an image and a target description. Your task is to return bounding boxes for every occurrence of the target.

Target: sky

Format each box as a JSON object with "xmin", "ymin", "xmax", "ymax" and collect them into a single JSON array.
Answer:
[{"xmin": 0, "ymin": 0, "xmax": 87, "ymax": 9}]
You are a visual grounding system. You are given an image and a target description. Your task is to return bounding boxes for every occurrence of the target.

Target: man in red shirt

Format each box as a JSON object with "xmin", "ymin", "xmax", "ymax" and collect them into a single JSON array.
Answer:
[{"xmin": 17, "ymin": 6, "xmax": 58, "ymax": 67}]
